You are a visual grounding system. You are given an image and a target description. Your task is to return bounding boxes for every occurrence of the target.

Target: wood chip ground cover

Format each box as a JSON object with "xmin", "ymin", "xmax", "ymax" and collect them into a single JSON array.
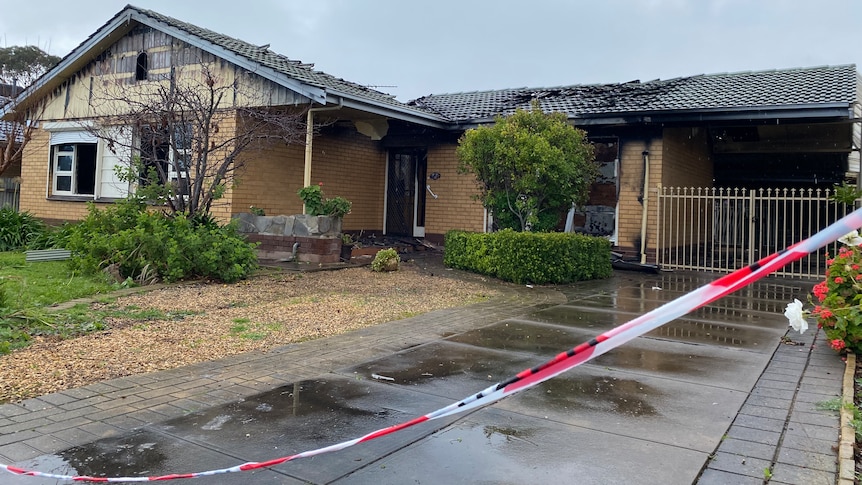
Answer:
[{"xmin": 0, "ymin": 261, "xmax": 499, "ymax": 403}]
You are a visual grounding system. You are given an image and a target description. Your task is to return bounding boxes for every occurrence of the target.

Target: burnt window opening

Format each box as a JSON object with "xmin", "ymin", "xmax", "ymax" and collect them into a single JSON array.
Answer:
[
  {"xmin": 139, "ymin": 123, "xmax": 192, "ymax": 195},
  {"xmin": 135, "ymin": 52, "xmax": 148, "ymax": 81}
]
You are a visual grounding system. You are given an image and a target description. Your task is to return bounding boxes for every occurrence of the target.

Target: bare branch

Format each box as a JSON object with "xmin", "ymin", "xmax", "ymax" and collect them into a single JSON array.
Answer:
[{"xmin": 85, "ymin": 62, "xmax": 308, "ymax": 216}]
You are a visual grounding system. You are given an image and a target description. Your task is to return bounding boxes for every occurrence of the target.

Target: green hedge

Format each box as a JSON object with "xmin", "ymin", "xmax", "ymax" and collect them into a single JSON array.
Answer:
[{"xmin": 444, "ymin": 229, "xmax": 612, "ymax": 284}]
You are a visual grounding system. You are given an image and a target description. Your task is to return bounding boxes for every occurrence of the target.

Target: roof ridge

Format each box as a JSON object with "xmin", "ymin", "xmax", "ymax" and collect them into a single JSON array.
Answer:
[
  {"xmin": 127, "ymin": 5, "xmax": 402, "ymax": 101},
  {"xmin": 699, "ymin": 64, "xmax": 857, "ymax": 78}
]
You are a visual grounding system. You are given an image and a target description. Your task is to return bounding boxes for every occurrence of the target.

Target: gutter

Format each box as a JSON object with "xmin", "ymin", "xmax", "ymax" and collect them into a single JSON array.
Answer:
[
  {"xmin": 303, "ymin": 97, "xmax": 343, "ymax": 212},
  {"xmin": 444, "ymin": 102, "xmax": 854, "ymax": 130}
]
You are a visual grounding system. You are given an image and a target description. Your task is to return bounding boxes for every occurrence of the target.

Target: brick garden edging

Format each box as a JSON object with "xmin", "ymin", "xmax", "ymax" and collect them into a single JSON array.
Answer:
[{"xmin": 838, "ymin": 353, "xmax": 857, "ymax": 485}]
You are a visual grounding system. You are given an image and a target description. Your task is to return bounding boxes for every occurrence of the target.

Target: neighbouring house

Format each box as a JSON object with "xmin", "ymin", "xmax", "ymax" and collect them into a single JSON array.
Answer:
[
  {"xmin": 0, "ymin": 85, "xmax": 23, "ymax": 209},
  {"xmin": 2, "ymin": 6, "xmax": 860, "ymax": 275}
]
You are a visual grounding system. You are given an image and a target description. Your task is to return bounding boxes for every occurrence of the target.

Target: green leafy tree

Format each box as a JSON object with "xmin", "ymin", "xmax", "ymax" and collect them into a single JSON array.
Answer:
[
  {"xmin": 457, "ymin": 102, "xmax": 597, "ymax": 232},
  {"xmin": 0, "ymin": 45, "xmax": 60, "ymax": 88}
]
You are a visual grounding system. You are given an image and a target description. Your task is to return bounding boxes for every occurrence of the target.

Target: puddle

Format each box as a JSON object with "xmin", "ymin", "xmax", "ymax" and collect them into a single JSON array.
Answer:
[
  {"xmin": 649, "ymin": 319, "xmax": 774, "ymax": 347},
  {"xmin": 347, "ymin": 341, "xmax": 530, "ymax": 387},
  {"xmin": 164, "ymin": 378, "xmax": 387, "ymax": 439},
  {"xmin": 493, "ymin": 309, "xmax": 776, "ymax": 349},
  {"xmin": 529, "ymin": 307, "xmax": 625, "ymax": 328},
  {"xmin": 51, "ymin": 429, "xmax": 169, "ymax": 480},
  {"xmin": 448, "ymin": 321, "xmax": 581, "ymax": 355},
  {"xmin": 520, "ymin": 375, "xmax": 660, "ymax": 417},
  {"xmin": 592, "ymin": 346, "xmax": 714, "ymax": 375}
]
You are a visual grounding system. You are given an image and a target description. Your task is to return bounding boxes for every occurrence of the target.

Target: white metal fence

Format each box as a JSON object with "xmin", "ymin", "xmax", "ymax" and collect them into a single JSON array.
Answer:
[{"xmin": 656, "ymin": 186, "xmax": 856, "ymax": 279}]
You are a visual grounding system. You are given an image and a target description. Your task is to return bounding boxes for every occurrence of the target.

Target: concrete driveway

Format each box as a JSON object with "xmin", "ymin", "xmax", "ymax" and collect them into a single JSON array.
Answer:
[{"xmin": 1, "ymin": 267, "xmax": 840, "ymax": 484}]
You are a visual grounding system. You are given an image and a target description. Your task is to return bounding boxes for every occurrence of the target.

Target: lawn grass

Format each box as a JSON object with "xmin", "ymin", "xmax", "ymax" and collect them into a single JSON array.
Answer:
[
  {"xmin": 0, "ymin": 252, "xmax": 117, "ymax": 307},
  {"xmin": 0, "ymin": 252, "xmax": 120, "ymax": 354}
]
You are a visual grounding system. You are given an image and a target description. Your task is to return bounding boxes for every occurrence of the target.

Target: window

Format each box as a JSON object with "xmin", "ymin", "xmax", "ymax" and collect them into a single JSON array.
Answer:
[
  {"xmin": 135, "ymin": 52, "xmax": 148, "ymax": 81},
  {"xmin": 45, "ymin": 125, "xmax": 131, "ymax": 200},
  {"xmin": 51, "ymin": 143, "xmax": 97, "ymax": 196},
  {"xmin": 139, "ymin": 123, "xmax": 192, "ymax": 195}
]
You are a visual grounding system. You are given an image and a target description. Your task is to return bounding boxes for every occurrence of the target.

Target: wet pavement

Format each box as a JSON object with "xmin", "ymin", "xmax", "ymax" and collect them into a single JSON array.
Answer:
[{"xmin": 0, "ymin": 263, "xmax": 844, "ymax": 484}]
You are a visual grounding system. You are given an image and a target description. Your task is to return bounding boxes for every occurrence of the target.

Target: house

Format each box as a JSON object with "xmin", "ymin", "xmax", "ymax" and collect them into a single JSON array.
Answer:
[{"xmin": 3, "ymin": 6, "xmax": 860, "ymax": 274}]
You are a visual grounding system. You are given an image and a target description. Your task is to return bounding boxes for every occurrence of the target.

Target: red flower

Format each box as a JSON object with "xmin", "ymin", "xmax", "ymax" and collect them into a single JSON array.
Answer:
[
  {"xmin": 831, "ymin": 339, "xmax": 846, "ymax": 351},
  {"xmin": 835, "ymin": 277, "xmax": 845, "ymax": 284},
  {"xmin": 820, "ymin": 309, "xmax": 833, "ymax": 319},
  {"xmin": 827, "ymin": 258, "xmax": 835, "ymax": 265},
  {"xmin": 857, "ymin": 274, "xmax": 862, "ymax": 281},
  {"xmin": 813, "ymin": 281, "xmax": 829, "ymax": 301},
  {"xmin": 853, "ymin": 264, "xmax": 860, "ymax": 271}
]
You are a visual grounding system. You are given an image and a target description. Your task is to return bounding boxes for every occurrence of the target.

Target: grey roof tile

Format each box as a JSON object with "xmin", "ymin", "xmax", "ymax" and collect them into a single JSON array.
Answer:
[
  {"xmin": 410, "ymin": 65, "xmax": 860, "ymax": 122},
  {"xmin": 131, "ymin": 6, "xmax": 413, "ymax": 110}
]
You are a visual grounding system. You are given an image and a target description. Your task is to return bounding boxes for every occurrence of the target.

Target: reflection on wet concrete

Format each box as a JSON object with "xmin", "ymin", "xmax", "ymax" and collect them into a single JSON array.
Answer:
[
  {"xmin": 339, "ymin": 407, "xmax": 707, "ymax": 485},
  {"xmin": 345, "ymin": 341, "xmax": 534, "ymax": 393},
  {"xmin": 526, "ymin": 375, "xmax": 659, "ymax": 417},
  {"xmin": 455, "ymin": 314, "xmax": 777, "ymax": 352},
  {"xmin": 56, "ymin": 430, "xmax": 168, "ymax": 479},
  {"xmin": 561, "ymin": 296, "xmax": 784, "ymax": 326},
  {"xmin": 160, "ymin": 378, "xmax": 400, "ymax": 449}
]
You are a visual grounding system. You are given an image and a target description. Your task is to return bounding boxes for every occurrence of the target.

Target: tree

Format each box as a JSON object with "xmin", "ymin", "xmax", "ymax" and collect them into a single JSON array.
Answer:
[
  {"xmin": 0, "ymin": 45, "xmax": 60, "ymax": 87},
  {"xmin": 456, "ymin": 102, "xmax": 598, "ymax": 232},
  {"xmin": 0, "ymin": 45, "xmax": 59, "ymax": 177},
  {"xmin": 89, "ymin": 63, "xmax": 307, "ymax": 217}
]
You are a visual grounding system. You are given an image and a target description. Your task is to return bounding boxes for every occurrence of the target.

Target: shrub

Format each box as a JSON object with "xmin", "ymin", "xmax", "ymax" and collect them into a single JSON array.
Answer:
[
  {"xmin": 371, "ymin": 248, "xmax": 400, "ymax": 272},
  {"xmin": 0, "ymin": 208, "xmax": 50, "ymax": 251},
  {"xmin": 66, "ymin": 200, "xmax": 258, "ymax": 283},
  {"xmin": 444, "ymin": 229, "xmax": 612, "ymax": 284},
  {"xmin": 297, "ymin": 185, "xmax": 352, "ymax": 218}
]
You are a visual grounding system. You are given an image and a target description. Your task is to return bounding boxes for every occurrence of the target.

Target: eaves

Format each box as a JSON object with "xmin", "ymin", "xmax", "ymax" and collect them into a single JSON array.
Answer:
[
  {"xmin": 445, "ymin": 102, "xmax": 855, "ymax": 131},
  {"xmin": 332, "ymin": 94, "xmax": 450, "ymax": 129}
]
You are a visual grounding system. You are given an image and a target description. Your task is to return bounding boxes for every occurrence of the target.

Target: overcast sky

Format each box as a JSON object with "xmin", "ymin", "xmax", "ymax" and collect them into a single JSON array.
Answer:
[{"xmin": 1, "ymin": 0, "xmax": 860, "ymax": 101}]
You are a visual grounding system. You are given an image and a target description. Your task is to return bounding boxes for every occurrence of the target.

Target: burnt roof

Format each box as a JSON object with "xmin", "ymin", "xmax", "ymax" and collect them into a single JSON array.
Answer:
[{"xmin": 409, "ymin": 65, "xmax": 861, "ymax": 123}]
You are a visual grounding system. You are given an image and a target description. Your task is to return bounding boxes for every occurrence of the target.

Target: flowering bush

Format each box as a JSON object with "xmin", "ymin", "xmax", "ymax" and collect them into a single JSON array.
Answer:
[{"xmin": 785, "ymin": 230, "xmax": 862, "ymax": 353}]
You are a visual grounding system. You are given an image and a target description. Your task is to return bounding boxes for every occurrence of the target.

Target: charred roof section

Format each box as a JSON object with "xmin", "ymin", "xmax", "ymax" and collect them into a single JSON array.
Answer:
[{"xmin": 409, "ymin": 65, "xmax": 860, "ymax": 126}]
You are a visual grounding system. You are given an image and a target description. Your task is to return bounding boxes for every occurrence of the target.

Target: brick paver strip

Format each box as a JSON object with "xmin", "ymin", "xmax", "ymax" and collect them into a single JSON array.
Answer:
[{"xmin": 697, "ymin": 327, "xmax": 842, "ymax": 483}]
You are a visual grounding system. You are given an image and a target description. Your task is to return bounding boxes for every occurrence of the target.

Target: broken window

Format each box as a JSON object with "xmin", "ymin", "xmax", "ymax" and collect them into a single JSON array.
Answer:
[
  {"xmin": 138, "ymin": 122, "xmax": 192, "ymax": 195},
  {"xmin": 135, "ymin": 52, "xmax": 148, "ymax": 81}
]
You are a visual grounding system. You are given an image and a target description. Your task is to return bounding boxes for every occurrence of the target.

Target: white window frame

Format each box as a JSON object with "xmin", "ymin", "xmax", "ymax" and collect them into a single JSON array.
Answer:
[
  {"xmin": 52, "ymin": 144, "xmax": 77, "ymax": 195},
  {"xmin": 44, "ymin": 123, "xmax": 131, "ymax": 200}
]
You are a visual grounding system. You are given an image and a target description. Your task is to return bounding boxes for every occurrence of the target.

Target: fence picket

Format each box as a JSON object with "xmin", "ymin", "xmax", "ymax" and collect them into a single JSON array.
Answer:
[{"xmin": 656, "ymin": 185, "xmax": 855, "ymax": 279}]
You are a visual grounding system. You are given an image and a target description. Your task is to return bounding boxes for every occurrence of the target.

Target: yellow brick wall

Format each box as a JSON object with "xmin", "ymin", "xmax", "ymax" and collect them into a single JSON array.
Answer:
[
  {"xmin": 655, "ymin": 127, "xmax": 714, "ymax": 253},
  {"xmin": 311, "ymin": 129, "xmax": 386, "ymax": 231},
  {"xmin": 660, "ymin": 127, "xmax": 713, "ymax": 187},
  {"xmin": 616, "ymin": 138, "xmax": 663, "ymax": 257},
  {"xmin": 230, "ymin": 142, "xmax": 305, "ymax": 219},
  {"xmin": 230, "ymin": 126, "xmax": 386, "ymax": 231},
  {"xmin": 424, "ymin": 143, "xmax": 485, "ymax": 237}
]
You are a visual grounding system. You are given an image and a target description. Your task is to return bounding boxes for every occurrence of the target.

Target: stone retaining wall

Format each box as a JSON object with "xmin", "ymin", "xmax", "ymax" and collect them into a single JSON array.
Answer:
[{"xmin": 233, "ymin": 213, "xmax": 342, "ymax": 263}]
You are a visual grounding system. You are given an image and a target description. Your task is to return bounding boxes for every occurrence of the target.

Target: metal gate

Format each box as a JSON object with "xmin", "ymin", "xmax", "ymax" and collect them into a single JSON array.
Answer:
[{"xmin": 656, "ymin": 186, "xmax": 856, "ymax": 278}]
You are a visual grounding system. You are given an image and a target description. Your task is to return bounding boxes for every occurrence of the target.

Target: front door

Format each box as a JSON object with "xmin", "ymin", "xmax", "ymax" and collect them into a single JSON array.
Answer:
[{"xmin": 386, "ymin": 149, "xmax": 427, "ymax": 237}]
